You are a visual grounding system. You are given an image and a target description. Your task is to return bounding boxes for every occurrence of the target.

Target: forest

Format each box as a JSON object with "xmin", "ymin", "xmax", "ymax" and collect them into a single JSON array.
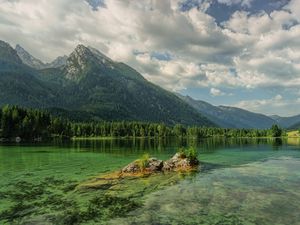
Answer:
[{"xmin": 0, "ymin": 105, "xmax": 284, "ymax": 141}]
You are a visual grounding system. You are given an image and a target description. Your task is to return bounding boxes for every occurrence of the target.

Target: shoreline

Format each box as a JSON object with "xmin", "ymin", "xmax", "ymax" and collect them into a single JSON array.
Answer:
[
  {"xmin": 71, "ymin": 136, "xmax": 289, "ymax": 140},
  {"xmin": 0, "ymin": 135, "xmax": 298, "ymax": 144}
]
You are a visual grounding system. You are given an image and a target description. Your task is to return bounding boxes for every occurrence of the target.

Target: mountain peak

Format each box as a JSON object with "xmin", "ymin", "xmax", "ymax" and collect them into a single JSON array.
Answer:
[
  {"xmin": 69, "ymin": 44, "xmax": 96, "ymax": 62},
  {"xmin": 0, "ymin": 41, "xmax": 22, "ymax": 65},
  {"xmin": 65, "ymin": 44, "xmax": 114, "ymax": 81},
  {"xmin": 65, "ymin": 44, "xmax": 95, "ymax": 81},
  {"xmin": 15, "ymin": 44, "xmax": 45, "ymax": 69},
  {"xmin": 0, "ymin": 40, "xmax": 11, "ymax": 48},
  {"xmin": 72, "ymin": 44, "xmax": 112, "ymax": 62},
  {"xmin": 74, "ymin": 44, "xmax": 90, "ymax": 53}
]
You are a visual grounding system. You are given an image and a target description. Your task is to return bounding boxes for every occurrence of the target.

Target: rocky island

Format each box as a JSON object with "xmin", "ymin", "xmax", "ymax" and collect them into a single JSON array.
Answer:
[
  {"xmin": 122, "ymin": 152, "xmax": 199, "ymax": 174},
  {"xmin": 78, "ymin": 148, "xmax": 199, "ymax": 190}
]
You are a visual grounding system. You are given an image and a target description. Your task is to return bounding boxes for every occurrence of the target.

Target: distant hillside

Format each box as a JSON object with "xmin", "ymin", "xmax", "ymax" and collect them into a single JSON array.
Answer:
[
  {"xmin": 270, "ymin": 115, "xmax": 300, "ymax": 128},
  {"xmin": 178, "ymin": 94, "xmax": 277, "ymax": 129},
  {"xmin": 0, "ymin": 40, "xmax": 214, "ymax": 126},
  {"xmin": 288, "ymin": 121, "xmax": 300, "ymax": 130}
]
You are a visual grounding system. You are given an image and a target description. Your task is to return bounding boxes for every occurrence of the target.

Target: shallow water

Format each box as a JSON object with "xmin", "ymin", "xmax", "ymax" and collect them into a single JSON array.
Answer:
[{"xmin": 0, "ymin": 138, "xmax": 300, "ymax": 224}]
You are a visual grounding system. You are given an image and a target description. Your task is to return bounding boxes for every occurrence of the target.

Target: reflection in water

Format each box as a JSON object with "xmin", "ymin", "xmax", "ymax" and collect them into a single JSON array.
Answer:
[
  {"xmin": 54, "ymin": 137, "xmax": 298, "ymax": 155},
  {"xmin": 287, "ymin": 137, "xmax": 300, "ymax": 146},
  {"xmin": 272, "ymin": 138, "xmax": 283, "ymax": 150},
  {"xmin": 2, "ymin": 137, "xmax": 299, "ymax": 154}
]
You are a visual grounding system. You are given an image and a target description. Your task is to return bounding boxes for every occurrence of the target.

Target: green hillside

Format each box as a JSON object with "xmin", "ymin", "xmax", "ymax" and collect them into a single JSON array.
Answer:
[{"xmin": 0, "ymin": 41, "xmax": 214, "ymax": 126}]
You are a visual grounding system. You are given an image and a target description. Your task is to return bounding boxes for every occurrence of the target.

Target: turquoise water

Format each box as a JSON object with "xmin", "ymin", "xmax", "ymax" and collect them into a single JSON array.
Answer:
[{"xmin": 0, "ymin": 138, "xmax": 300, "ymax": 224}]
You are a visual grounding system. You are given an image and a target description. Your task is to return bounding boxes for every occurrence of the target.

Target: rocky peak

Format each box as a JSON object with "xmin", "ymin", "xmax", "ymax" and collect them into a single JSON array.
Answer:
[
  {"xmin": 74, "ymin": 44, "xmax": 91, "ymax": 55},
  {"xmin": 64, "ymin": 44, "xmax": 114, "ymax": 81},
  {"xmin": 0, "ymin": 41, "xmax": 22, "ymax": 64},
  {"xmin": 0, "ymin": 40, "xmax": 11, "ymax": 49},
  {"xmin": 67, "ymin": 44, "xmax": 96, "ymax": 65},
  {"xmin": 64, "ymin": 45, "xmax": 94, "ymax": 81},
  {"xmin": 15, "ymin": 44, "xmax": 45, "ymax": 69}
]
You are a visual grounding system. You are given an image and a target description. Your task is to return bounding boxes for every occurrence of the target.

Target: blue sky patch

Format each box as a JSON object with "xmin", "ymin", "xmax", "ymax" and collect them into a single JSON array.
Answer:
[
  {"xmin": 86, "ymin": 0, "xmax": 106, "ymax": 11},
  {"xmin": 179, "ymin": 0, "xmax": 291, "ymax": 24},
  {"xmin": 151, "ymin": 52, "xmax": 173, "ymax": 61}
]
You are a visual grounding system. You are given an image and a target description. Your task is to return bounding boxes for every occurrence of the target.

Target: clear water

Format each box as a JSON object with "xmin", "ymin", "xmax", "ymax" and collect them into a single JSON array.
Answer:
[{"xmin": 0, "ymin": 138, "xmax": 300, "ymax": 224}]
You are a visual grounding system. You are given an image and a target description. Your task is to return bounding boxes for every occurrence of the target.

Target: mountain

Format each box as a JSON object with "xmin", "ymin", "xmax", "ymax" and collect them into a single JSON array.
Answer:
[
  {"xmin": 217, "ymin": 106, "xmax": 277, "ymax": 129},
  {"xmin": 0, "ymin": 41, "xmax": 24, "ymax": 72},
  {"xmin": 289, "ymin": 121, "xmax": 300, "ymax": 130},
  {"xmin": 56, "ymin": 45, "xmax": 214, "ymax": 125},
  {"xmin": 0, "ymin": 41, "xmax": 214, "ymax": 126},
  {"xmin": 0, "ymin": 41, "xmax": 22, "ymax": 65},
  {"xmin": 47, "ymin": 55, "xmax": 68, "ymax": 68},
  {"xmin": 270, "ymin": 115, "xmax": 300, "ymax": 128},
  {"xmin": 0, "ymin": 41, "xmax": 60, "ymax": 108},
  {"xmin": 177, "ymin": 95, "xmax": 235, "ymax": 128},
  {"xmin": 15, "ymin": 44, "xmax": 67, "ymax": 69},
  {"xmin": 178, "ymin": 94, "xmax": 277, "ymax": 129},
  {"xmin": 15, "ymin": 44, "xmax": 45, "ymax": 69}
]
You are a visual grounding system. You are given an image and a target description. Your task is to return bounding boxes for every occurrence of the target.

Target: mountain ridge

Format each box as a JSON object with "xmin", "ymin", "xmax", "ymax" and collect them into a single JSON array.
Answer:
[
  {"xmin": 3, "ymin": 40, "xmax": 300, "ymax": 128},
  {"xmin": 177, "ymin": 94, "xmax": 278, "ymax": 129},
  {"xmin": 270, "ymin": 114, "xmax": 300, "ymax": 128},
  {"xmin": 0, "ymin": 40, "xmax": 215, "ymax": 126},
  {"xmin": 15, "ymin": 44, "xmax": 67, "ymax": 69}
]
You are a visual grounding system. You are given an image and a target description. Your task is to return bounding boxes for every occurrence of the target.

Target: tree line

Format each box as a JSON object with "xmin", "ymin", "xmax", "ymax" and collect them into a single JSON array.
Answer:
[{"xmin": 0, "ymin": 105, "xmax": 284, "ymax": 141}]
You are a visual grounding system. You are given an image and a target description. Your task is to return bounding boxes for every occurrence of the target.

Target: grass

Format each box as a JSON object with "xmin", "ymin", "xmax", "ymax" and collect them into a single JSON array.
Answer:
[
  {"xmin": 287, "ymin": 130, "xmax": 300, "ymax": 138},
  {"xmin": 177, "ymin": 147, "xmax": 198, "ymax": 161},
  {"xmin": 136, "ymin": 153, "xmax": 150, "ymax": 172}
]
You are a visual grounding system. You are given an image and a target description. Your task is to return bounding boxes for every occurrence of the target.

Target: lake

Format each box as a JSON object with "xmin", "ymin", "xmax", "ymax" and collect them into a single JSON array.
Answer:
[{"xmin": 1, "ymin": 138, "xmax": 300, "ymax": 225}]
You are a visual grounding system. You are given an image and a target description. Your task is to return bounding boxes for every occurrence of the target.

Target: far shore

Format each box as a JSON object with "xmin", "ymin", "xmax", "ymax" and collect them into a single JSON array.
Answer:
[{"xmin": 71, "ymin": 135, "xmax": 295, "ymax": 141}]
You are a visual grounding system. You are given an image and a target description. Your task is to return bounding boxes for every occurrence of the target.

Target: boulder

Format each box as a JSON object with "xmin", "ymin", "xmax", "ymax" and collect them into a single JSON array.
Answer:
[
  {"xmin": 121, "ymin": 153, "xmax": 199, "ymax": 174},
  {"xmin": 121, "ymin": 158, "xmax": 163, "ymax": 174},
  {"xmin": 163, "ymin": 153, "xmax": 199, "ymax": 171},
  {"xmin": 148, "ymin": 158, "xmax": 164, "ymax": 171},
  {"xmin": 121, "ymin": 161, "xmax": 141, "ymax": 173}
]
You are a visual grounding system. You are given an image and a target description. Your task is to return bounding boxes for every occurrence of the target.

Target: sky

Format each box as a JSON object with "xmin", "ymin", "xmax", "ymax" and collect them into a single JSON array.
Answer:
[{"xmin": 0, "ymin": 0, "xmax": 300, "ymax": 116}]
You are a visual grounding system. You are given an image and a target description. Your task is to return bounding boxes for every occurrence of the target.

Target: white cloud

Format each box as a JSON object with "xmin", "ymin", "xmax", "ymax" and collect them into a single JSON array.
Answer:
[
  {"xmin": 218, "ymin": 0, "xmax": 253, "ymax": 8},
  {"xmin": 233, "ymin": 95, "xmax": 300, "ymax": 116},
  {"xmin": 210, "ymin": 88, "xmax": 226, "ymax": 96}
]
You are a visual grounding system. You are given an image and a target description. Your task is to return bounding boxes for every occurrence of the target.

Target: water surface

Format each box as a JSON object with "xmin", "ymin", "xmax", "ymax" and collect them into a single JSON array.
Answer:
[{"xmin": 0, "ymin": 138, "xmax": 300, "ymax": 224}]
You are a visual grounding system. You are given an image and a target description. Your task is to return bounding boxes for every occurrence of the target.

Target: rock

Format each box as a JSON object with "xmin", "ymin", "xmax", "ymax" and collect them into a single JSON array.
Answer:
[
  {"xmin": 121, "ymin": 153, "xmax": 199, "ymax": 175},
  {"xmin": 121, "ymin": 158, "xmax": 163, "ymax": 174},
  {"xmin": 163, "ymin": 153, "xmax": 199, "ymax": 171},
  {"xmin": 121, "ymin": 161, "xmax": 141, "ymax": 173},
  {"xmin": 148, "ymin": 158, "xmax": 163, "ymax": 172}
]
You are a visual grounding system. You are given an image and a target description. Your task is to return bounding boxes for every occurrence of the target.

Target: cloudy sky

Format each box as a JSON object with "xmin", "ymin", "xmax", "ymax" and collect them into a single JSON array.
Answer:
[{"xmin": 0, "ymin": 0, "xmax": 299, "ymax": 116}]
